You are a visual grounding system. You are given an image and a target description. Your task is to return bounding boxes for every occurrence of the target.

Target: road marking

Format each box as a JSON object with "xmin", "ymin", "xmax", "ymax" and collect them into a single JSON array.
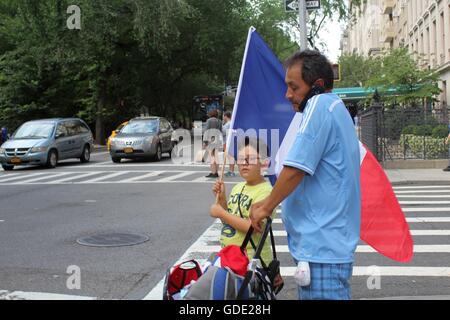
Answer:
[
  {"xmin": 67, "ymin": 162, "xmax": 210, "ymax": 169},
  {"xmin": 0, "ymin": 172, "xmax": 48, "ymax": 183},
  {"xmin": 399, "ymin": 201, "xmax": 450, "ymax": 205},
  {"xmin": 155, "ymin": 171, "xmax": 197, "ymax": 182},
  {"xmin": 143, "ymin": 219, "xmax": 221, "ymax": 300},
  {"xmin": 395, "ymin": 190, "xmax": 450, "ymax": 194},
  {"xmin": 269, "ymin": 230, "xmax": 450, "ymax": 236},
  {"xmin": 10, "ymin": 172, "xmax": 73, "ymax": 184},
  {"xmin": 272, "ymin": 217, "xmax": 450, "ymax": 223},
  {"xmin": 49, "ymin": 172, "xmax": 101, "ymax": 183},
  {"xmin": 394, "ymin": 186, "xmax": 450, "ymax": 190},
  {"xmin": 118, "ymin": 171, "xmax": 163, "ymax": 182},
  {"xmin": 396, "ymin": 195, "xmax": 450, "ymax": 198},
  {"xmin": 82, "ymin": 171, "xmax": 130, "ymax": 183},
  {"xmin": 280, "ymin": 267, "xmax": 450, "ymax": 277},
  {"xmin": 0, "ymin": 290, "xmax": 96, "ymax": 300},
  {"xmin": 187, "ymin": 244, "xmax": 450, "ymax": 254},
  {"xmin": 91, "ymin": 152, "xmax": 109, "ymax": 156}
]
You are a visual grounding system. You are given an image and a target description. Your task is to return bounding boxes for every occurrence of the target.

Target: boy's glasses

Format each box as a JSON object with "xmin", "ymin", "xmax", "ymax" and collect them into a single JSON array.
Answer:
[{"xmin": 237, "ymin": 156, "xmax": 260, "ymax": 165}]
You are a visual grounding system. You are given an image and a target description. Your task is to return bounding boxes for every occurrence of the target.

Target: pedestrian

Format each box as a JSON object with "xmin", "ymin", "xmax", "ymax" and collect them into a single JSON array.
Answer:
[
  {"xmin": 249, "ymin": 50, "xmax": 361, "ymax": 300},
  {"xmin": 210, "ymin": 137, "xmax": 283, "ymax": 290},
  {"xmin": 444, "ymin": 124, "xmax": 450, "ymax": 172},
  {"xmin": 222, "ymin": 111, "xmax": 236, "ymax": 177},
  {"xmin": 0, "ymin": 127, "xmax": 8, "ymax": 145},
  {"xmin": 204, "ymin": 109, "xmax": 222, "ymax": 178}
]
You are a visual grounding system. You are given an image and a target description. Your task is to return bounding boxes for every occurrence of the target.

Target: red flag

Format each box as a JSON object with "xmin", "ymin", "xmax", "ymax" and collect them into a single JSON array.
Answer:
[{"xmin": 360, "ymin": 143, "xmax": 414, "ymax": 262}]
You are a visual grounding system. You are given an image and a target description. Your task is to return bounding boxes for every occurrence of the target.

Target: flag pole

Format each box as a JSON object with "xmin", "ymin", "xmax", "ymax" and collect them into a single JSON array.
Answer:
[{"xmin": 215, "ymin": 26, "xmax": 255, "ymax": 204}]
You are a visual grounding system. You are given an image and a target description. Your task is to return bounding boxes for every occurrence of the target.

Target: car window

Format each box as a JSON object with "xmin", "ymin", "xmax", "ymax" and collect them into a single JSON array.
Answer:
[
  {"xmin": 121, "ymin": 120, "xmax": 158, "ymax": 134},
  {"xmin": 162, "ymin": 119, "xmax": 172, "ymax": 131},
  {"xmin": 56, "ymin": 123, "xmax": 69, "ymax": 138},
  {"xmin": 64, "ymin": 121, "xmax": 79, "ymax": 136},
  {"xmin": 77, "ymin": 121, "xmax": 90, "ymax": 133},
  {"xmin": 13, "ymin": 122, "xmax": 55, "ymax": 139}
]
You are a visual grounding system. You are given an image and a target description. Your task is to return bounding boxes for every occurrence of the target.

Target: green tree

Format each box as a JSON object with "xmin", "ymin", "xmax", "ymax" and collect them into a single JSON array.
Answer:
[{"xmin": 366, "ymin": 48, "xmax": 441, "ymax": 104}]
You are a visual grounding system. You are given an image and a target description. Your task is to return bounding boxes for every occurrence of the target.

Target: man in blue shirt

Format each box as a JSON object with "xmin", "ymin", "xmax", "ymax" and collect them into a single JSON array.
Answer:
[{"xmin": 250, "ymin": 50, "xmax": 361, "ymax": 300}]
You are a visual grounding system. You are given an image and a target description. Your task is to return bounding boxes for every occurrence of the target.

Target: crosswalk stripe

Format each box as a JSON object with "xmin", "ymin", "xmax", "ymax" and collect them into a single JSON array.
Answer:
[
  {"xmin": 395, "ymin": 190, "xmax": 450, "ymax": 194},
  {"xmin": 396, "ymin": 195, "xmax": 450, "ymax": 198},
  {"xmin": 394, "ymin": 186, "xmax": 450, "ymax": 190},
  {"xmin": 155, "ymin": 171, "xmax": 195, "ymax": 182},
  {"xmin": 187, "ymin": 244, "xmax": 450, "ymax": 254},
  {"xmin": 276, "ymin": 208, "xmax": 450, "ymax": 214},
  {"xmin": 406, "ymin": 217, "xmax": 450, "ymax": 222},
  {"xmin": 0, "ymin": 172, "xmax": 47, "ymax": 183},
  {"xmin": 82, "ymin": 171, "xmax": 130, "ymax": 183},
  {"xmin": 280, "ymin": 267, "xmax": 450, "ymax": 277},
  {"xmin": 49, "ymin": 172, "xmax": 101, "ymax": 183},
  {"xmin": 118, "ymin": 171, "xmax": 163, "ymax": 182},
  {"xmin": 11, "ymin": 172, "xmax": 73, "ymax": 184},
  {"xmin": 270, "ymin": 218, "xmax": 450, "ymax": 223},
  {"xmin": 271, "ymin": 230, "xmax": 450, "ymax": 236},
  {"xmin": 399, "ymin": 201, "xmax": 450, "ymax": 205}
]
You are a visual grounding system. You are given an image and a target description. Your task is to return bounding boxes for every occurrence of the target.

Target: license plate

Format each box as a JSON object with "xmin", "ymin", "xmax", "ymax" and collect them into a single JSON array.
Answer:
[
  {"xmin": 11, "ymin": 157, "xmax": 21, "ymax": 164},
  {"xmin": 123, "ymin": 147, "xmax": 134, "ymax": 154}
]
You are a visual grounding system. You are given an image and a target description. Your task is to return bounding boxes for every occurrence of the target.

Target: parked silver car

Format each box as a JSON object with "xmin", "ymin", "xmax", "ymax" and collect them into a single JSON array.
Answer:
[
  {"xmin": 109, "ymin": 117, "xmax": 174, "ymax": 163},
  {"xmin": 0, "ymin": 118, "xmax": 94, "ymax": 171}
]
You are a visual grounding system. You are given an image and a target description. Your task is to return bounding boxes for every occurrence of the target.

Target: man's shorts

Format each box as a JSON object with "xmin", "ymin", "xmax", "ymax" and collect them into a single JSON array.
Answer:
[{"xmin": 297, "ymin": 262, "xmax": 353, "ymax": 300}]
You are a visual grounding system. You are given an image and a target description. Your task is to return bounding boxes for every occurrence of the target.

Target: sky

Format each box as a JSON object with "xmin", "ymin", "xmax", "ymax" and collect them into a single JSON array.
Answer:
[{"xmin": 317, "ymin": 18, "xmax": 346, "ymax": 63}]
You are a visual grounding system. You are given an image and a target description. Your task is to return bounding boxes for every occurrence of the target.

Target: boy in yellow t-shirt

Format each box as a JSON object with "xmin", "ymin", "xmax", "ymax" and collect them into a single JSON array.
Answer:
[{"xmin": 210, "ymin": 138, "xmax": 277, "ymax": 268}]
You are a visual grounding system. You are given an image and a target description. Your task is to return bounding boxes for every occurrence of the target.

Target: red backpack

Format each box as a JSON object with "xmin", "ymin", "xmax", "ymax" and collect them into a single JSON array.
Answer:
[{"xmin": 163, "ymin": 260, "xmax": 203, "ymax": 300}]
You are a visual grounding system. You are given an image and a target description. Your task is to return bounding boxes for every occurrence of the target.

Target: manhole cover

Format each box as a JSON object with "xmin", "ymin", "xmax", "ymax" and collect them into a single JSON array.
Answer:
[{"xmin": 76, "ymin": 233, "xmax": 150, "ymax": 247}]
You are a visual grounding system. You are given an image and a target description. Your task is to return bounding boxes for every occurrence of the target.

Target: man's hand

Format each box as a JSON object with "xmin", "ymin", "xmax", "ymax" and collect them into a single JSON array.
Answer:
[
  {"xmin": 210, "ymin": 203, "xmax": 226, "ymax": 219},
  {"xmin": 249, "ymin": 198, "xmax": 273, "ymax": 233}
]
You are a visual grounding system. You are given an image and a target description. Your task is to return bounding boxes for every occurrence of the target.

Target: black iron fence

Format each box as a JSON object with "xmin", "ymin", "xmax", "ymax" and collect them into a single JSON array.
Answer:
[{"xmin": 359, "ymin": 104, "xmax": 450, "ymax": 162}]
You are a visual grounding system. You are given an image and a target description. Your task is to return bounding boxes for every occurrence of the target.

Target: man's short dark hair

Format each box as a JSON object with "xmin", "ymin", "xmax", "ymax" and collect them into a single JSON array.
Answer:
[
  {"xmin": 284, "ymin": 50, "xmax": 334, "ymax": 90},
  {"xmin": 224, "ymin": 111, "xmax": 232, "ymax": 119}
]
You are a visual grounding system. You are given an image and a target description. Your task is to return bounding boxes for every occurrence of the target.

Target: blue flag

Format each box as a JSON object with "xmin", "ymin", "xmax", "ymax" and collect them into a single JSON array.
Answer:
[{"xmin": 227, "ymin": 27, "xmax": 295, "ymax": 184}]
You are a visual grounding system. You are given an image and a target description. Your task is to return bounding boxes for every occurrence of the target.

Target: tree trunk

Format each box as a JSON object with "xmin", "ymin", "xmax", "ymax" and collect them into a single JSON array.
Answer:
[{"xmin": 95, "ymin": 91, "xmax": 106, "ymax": 145}]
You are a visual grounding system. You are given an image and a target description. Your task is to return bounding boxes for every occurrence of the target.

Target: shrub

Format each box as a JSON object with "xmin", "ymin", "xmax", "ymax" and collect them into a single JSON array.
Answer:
[
  {"xmin": 400, "ymin": 134, "xmax": 448, "ymax": 159},
  {"xmin": 432, "ymin": 125, "xmax": 449, "ymax": 138}
]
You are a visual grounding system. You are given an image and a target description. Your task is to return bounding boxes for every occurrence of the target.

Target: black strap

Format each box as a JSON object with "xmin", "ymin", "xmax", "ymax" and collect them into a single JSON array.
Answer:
[{"xmin": 237, "ymin": 185, "xmax": 277, "ymax": 266}]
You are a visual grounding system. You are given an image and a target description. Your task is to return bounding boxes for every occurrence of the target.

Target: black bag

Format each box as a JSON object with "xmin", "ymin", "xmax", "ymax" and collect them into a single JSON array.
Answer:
[
  {"xmin": 237, "ymin": 186, "xmax": 283, "ymax": 298},
  {"xmin": 237, "ymin": 217, "xmax": 283, "ymax": 300}
]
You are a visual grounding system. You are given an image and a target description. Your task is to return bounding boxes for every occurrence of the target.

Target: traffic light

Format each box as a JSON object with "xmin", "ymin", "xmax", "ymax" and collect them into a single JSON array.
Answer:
[{"xmin": 332, "ymin": 64, "xmax": 341, "ymax": 82}]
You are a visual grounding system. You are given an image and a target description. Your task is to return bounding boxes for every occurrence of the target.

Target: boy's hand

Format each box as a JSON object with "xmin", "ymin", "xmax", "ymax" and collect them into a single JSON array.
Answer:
[
  {"xmin": 210, "ymin": 204, "xmax": 225, "ymax": 219},
  {"xmin": 212, "ymin": 180, "xmax": 226, "ymax": 202}
]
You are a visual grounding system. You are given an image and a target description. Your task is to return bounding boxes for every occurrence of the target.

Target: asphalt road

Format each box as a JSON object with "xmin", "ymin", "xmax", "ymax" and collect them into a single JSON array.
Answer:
[{"xmin": 0, "ymin": 150, "xmax": 449, "ymax": 300}]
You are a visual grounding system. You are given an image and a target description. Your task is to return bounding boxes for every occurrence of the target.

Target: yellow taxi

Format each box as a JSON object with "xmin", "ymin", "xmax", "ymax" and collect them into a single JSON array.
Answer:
[{"xmin": 107, "ymin": 121, "xmax": 128, "ymax": 151}]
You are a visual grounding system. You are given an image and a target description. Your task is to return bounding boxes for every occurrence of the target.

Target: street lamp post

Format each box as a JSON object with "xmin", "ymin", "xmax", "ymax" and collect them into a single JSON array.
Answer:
[{"xmin": 298, "ymin": 0, "xmax": 308, "ymax": 50}]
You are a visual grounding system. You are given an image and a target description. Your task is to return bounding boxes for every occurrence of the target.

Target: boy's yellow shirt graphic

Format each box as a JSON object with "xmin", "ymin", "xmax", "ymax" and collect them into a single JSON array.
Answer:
[{"xmin": 220, "ymin": 180, "xmax": 276, "ymax": 265}]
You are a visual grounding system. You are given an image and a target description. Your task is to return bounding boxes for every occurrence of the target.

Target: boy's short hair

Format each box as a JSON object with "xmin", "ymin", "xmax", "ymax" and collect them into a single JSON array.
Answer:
[{"xmin": 237, "ymin": 136, "xmax": 269, "ymax": 160}]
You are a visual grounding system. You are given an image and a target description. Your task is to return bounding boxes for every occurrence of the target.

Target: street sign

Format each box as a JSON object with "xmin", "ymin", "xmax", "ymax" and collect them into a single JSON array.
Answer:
[
  {"xmin": 285, "ymin": 0, "xmax": 321, "ymax": 12},
  {"xmin": 306, "ymin": 0, "xmax": 321, "ymax": 10}
]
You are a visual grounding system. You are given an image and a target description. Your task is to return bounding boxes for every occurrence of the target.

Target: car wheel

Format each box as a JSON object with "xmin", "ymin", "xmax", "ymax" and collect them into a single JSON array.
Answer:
[
  {"xmin": 2, "ymin": 164, "xmax": 14, "ymax": 171},
  {"xmin": 80, "ymin": 145, "xmax": 91, "ymax": 163},
  {"xmin": 153, "ymin": 144, "xmax": 162, "ymax": 162},
  {"xmin": 111, "ymin": 157, "xmax": 121, "ymax": 163},
  {"xmin": 46, "ymin": 150, "xmax": 58, "ymax": 169}
]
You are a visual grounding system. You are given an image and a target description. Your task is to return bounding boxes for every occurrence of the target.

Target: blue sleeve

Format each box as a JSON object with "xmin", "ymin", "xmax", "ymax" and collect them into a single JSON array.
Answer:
[{"xmin": 283, "ymin": 97, "xmax": 332, "ymax": 176}]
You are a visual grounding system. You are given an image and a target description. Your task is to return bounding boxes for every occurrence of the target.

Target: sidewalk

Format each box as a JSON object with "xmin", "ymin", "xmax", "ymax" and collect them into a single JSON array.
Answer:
[{"xmin": 385, "ymin": 168, "xmax": 450, "ymax": 184}]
